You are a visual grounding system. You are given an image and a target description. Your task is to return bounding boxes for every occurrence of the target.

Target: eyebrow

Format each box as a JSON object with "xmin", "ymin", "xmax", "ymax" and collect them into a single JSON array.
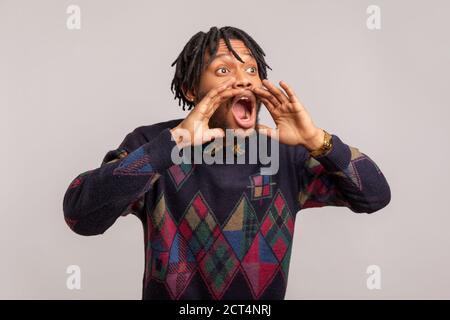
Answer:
[{"xmin": 205, "ymin": 52, "xmax": 255, "ymax": 68}]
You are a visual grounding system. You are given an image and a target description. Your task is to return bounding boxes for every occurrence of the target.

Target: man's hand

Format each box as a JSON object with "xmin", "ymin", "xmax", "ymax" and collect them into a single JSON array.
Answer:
[
  {"xmin": 252, "ymin": 79, "xmax": 325, "ymax": 151},
  {"xmin": 170, "ymin": 77, "xmax": 246, "ymax": 147}
]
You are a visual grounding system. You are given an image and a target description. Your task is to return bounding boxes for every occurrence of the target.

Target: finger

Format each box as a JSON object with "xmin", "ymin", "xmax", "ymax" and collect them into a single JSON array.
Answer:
[
  {"xmin": 253, "ymin": 87, "xmax": 281, "ymax": 109},
  {"xmin": 279, "ymin": 80, "xmax": 300, "ymax": 104},
  {"xmin": 259, "ymin": 96, "xmax": 277, "ymax": 116},
  {"xmin": 204, "ymin": 88, "xmax": 245, "ymax": 117},
  {"xmin": 215, "ymin": 87, "xmax": 246, "ymax": 101},
  {"xmin": 213, "ymin": 77, "xmax": 237, "ymax": 94},
  {"xmin": 262, "ymin": 79, "xmax": 290, "ymax": 105},
  {"xmin": 195, "ymin": 78, "xmax": 237, "ymax": 113}
]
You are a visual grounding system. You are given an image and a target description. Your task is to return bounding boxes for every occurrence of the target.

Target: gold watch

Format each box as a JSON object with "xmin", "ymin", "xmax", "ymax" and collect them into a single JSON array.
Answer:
[{"xmin": 309, "ymin": 129, "xmax": 333, "ymax": 158}]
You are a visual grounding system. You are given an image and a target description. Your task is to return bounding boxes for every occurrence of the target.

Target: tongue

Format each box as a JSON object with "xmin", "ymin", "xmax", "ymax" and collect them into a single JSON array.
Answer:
[{"xmin": 232, "ymin": 101, "xmax": 248, "ymax": 119}]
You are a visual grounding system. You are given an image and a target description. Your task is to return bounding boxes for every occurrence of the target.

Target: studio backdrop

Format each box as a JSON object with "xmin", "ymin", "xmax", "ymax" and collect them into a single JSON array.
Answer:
[{"xmin": 1, "ymin": 0, "xmax": 449, "ymax": 299}]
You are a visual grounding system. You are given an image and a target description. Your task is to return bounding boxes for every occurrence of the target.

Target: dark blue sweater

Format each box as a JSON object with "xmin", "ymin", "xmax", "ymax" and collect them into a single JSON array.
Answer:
[{"xmin": 63, "ymin": 118, "xmax": 391, "ymax": 299}]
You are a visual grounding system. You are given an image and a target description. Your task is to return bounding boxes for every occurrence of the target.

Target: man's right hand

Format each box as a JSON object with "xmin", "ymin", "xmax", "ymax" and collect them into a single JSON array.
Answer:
[{"xmin": 170, "ymin": 77, "xmax": 245, "ymax": 148}]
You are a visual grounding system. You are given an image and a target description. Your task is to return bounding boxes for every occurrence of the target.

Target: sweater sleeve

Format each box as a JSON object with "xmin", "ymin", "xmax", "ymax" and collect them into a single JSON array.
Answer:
[
  {"xmin": 297, "ymin": 134, "xmax": 391, "ymax": 214},
  {"xmin": 62, "ymin": 127, "xmax": 178, "ymax": 235}
]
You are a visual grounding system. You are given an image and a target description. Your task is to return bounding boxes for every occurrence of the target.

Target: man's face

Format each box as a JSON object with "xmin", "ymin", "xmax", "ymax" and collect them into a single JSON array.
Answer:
[{"xmin": 186, "ymin": 38, "xmax": 263, "ymax": 131}]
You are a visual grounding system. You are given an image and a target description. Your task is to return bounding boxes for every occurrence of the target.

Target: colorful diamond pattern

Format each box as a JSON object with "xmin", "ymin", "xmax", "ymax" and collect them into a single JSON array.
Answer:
[
  {"xmin": 280, "ymin": 242, "xmax": 293, "ymax": 283},
  {"xmin": 113, "ymin": 146, "xmax": 154, "ymax": 176},
  {"xmin": 179, "ymin": 192, "xmax": 220, "ymax": 261},
  {"xmin": 199, "ymin": 233, "xmax": 240, "ymax": 299},
  {"xmin": 299, "ymin": 157, "xmax": 352, "ymax": 209},
  {"xmin": 260, "ymin": 191, "xmax": 294, "ymax": 262},
  {"xmin": 146, "ymin": 195, "xmax": 177, "ymax": 282},
  {"xmin": 165, "ymin": 232, "xmax": 197, "ymax": 299},
  {"xmin": 167, "ymin": 163, "xmax": 195, "ymax": 190},
  {"xmin": 143, "ymin": 189, "xmax": 296, "ymax": 299},
  {"xmin": 241, "ymin": 231, "xmax": 279, "ymax": 299},
  {"xmin": 223, "ymin": 194, "xmax": 259, "ymax": 260}
]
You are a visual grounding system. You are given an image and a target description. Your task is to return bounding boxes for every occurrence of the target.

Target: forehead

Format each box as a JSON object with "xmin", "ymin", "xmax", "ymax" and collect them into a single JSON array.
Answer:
[
  {"xmin": 204, "ymin": 38, "xmax": 253, "ymax": 63},
  {"xmin": 216, "ymin": 38, "xmax": 251, "ymax": 55}
]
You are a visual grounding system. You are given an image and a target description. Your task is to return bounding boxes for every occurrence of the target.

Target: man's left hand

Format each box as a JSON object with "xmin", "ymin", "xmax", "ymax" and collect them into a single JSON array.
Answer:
[{"xmin": 252, "ymin": 79, "xmax": 325, "ymax": 151}]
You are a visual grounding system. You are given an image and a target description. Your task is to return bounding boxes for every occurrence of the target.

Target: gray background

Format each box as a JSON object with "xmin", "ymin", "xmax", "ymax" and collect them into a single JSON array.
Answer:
[{"xmin": 1, "ymin": 0, "xmax": 449, "ymax": 299}]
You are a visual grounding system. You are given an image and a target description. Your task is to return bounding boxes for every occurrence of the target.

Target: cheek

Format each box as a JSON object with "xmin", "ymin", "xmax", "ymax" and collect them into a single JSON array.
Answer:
[
  {"xmin": 216, "ymin": 102, "xmax": 232, "ymax": 119},
  {"xmin": 198, "ymin": 73, "xmax": 222, "ymax": 92}
]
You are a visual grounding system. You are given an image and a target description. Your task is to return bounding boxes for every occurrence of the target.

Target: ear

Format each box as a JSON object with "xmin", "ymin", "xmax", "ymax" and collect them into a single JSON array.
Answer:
[{"xmin": 182, "ymin": 84, "xmax": 196, "ymax": 102}]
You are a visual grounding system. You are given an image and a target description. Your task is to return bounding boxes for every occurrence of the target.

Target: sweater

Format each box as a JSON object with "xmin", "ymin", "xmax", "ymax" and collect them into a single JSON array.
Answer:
[{"xmin": 62, "ymin": 118, "xmax": 391, "ymax": 300}]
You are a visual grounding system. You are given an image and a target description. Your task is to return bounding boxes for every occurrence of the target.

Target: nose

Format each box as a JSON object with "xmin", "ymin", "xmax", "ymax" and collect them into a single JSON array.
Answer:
[{"xmin": 232, "ymin": 69, "xmax": 253, "ymax": 90}]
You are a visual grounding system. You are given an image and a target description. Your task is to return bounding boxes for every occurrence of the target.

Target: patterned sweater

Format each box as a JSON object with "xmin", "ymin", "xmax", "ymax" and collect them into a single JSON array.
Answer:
[{"xmin": 62, "ymin": 118, "xmax": 391, "ymax": 300}]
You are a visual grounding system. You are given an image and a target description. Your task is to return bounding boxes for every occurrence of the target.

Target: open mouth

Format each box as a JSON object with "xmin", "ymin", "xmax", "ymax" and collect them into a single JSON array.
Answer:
[{"xmin": 229, "ymin": 91, "xmax": 256, "ymax": 129}]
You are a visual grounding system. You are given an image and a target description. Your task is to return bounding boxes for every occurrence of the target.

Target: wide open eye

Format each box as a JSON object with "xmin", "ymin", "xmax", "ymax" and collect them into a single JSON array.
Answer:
[{"xmin": 216, "ymin": 67, "xmax": 229, "ymax": 75}]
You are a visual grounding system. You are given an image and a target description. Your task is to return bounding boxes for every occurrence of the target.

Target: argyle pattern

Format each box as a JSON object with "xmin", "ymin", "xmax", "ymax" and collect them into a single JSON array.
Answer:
[
  {"xmin": 179, "ymin": 193, "xmax": 220, "ymax": 261},
  {"xmin": 298, "ymin": 145, "xmax": 378, "ymax": 209},
  {"xmin": 299, "ymin": 157, "xmax": 350, "ymax": 209},
  {"xmin": 260, "ymin": 191, "xmax": 295, "ymax": 262},
  {"xmin": 167, "ymin": 163, "xmax": 195, "ymax": 190},
  {"xmin": 63, "ymin": 122, "xmax": 391, "ymax": 300},
  {"xmin": 145, "ymin": 194, "xmax": 177, "ymax": 285},
  {"xmin": 166, "ymin": 232, "xmax": 197, "ymax": 299},
  {"xmin": 113, "ymin": 146, "xmax": 154, "ymax": 176},
  {"xmin": 223, "ymin": 194, "xmax": 259, "ymax": 260},
  {"xmin": 145, "ymin": 189, "xmax": 295, "ymax": 299},
  {"xmin": 199, "ymin": 233, "xmax": 240, "ymax": 299}
]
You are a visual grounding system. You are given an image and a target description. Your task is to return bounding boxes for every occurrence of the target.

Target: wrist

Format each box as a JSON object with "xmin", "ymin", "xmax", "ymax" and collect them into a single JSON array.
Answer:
[
  {"xmin": 304, "ymin": 128, "xmax": 325, "ymax": 151},
  {"xmin": 310, "ymin": 129, "xmax": 333, "ymax": 157},
  {"xmin": 308, "ymin": 129, "xmax": 333, "ymax": 157}
]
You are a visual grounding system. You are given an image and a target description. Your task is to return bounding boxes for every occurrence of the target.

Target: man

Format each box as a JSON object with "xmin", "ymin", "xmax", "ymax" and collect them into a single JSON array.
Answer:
[{"xmin": 63, "ymin": 26, "xmax": 391, "ymax": 300}]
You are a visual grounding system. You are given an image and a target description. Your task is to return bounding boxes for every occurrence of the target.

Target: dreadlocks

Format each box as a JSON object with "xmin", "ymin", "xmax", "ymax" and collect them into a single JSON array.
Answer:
[{"xmin": 170, "ymin": 26, "xmax": 272, "ymax": 111}]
